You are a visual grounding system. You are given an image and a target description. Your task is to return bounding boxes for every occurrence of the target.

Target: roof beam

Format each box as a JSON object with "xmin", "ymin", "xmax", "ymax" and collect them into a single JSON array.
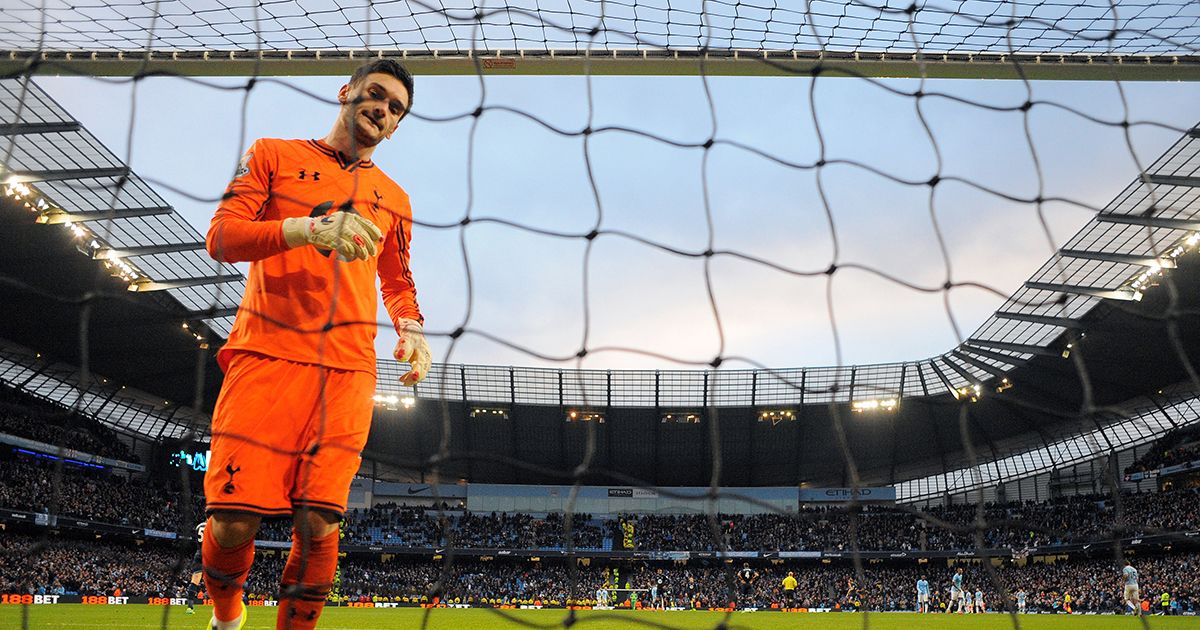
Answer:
[
  {"xmin": 6, "ymin": 166, "xmax": 130, "ymax": 182},
  {"xmin": 128, "ymin": 274, "xmax": 242, "ymax": 292},
  {"xmin": 92, "ymin": 241, "xmax": 205, "ymax": 259},
  {"xmin": 994, "ymin": 310, "xmax": 1083, "ymax": 328},
  {"xmin": 964, "ymin": 338, "xmax": 1060, "ymax": 358},
  {"xmin": 17, "ymin": 362, "xmax": 51, "ymax": 389},
  {"xmin": 1057, "ymin": 248, "xmax": 1176, "ymax": 269},
  {"xmin": 927, "ymin": 360, "xmax": 957, "ymax": 395},
  {"xmin": 1096, "ymin": 213, "xmax": 1200, "ymax": 231},
  {"xmin": 186, "ymin": 306, "xmax": 239, "ymax": 319},
  {"xmin": 939, "ymin": 356, "xmax": 982, "ymax": 385},
  {"xmin": 1146, "ymin": 174, "xmax": 1200, "ymax": 188},
  {"xmin": 1024, "ymin": 281, "xmax": 1141, "ymax": 301},
  {"xmin": 0, "ymin": 121, "xmax": 82, "ymax": 135},
  {"xmin": 36, "ymin": 206, "xmax": 173, "ymax": 224},
  {"xmin": 949, "ymin": 351, "xmax": 1010, "ymax": 379}
]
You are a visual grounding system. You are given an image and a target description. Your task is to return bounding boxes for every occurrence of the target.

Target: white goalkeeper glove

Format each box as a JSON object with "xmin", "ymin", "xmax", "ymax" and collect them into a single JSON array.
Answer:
[
  {"xmin": 281, "ymin": 211, "xmax": 383, "ymax": 262},
  {"xmin": 393, "ymin": 319, "xmax": 431, "ymax": 386}
]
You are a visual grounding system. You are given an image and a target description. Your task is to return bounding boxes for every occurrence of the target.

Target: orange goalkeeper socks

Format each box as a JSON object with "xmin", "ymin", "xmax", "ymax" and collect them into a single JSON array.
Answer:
[
  {"xmin": 201, "ymin": 518, "xmax": 256, "ymax": 624},
  {"xmin": 276, "ymin": 528, "xmax": 339, "ymax": 630}
]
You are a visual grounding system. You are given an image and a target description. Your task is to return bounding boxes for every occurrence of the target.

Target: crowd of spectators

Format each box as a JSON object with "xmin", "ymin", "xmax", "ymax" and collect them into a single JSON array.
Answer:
[
  {"xmin": 253, "ymin": 491, "xmax": 1200, "ymax": 552},
  {"xmin": 257, "ymin": 506, "xmax": 607, "ymax": 549},
  {"xmin": 2, "ymin": 532, "xmax": 1196, "ymax": 615},
  {"xmin": 2, "ymin": 451, "xmax": 1198, "ymax": 552},
  {"xmin": 0, "ymin": 457, "xmax": 203, "ymax": 531},
  {"xmin": 0, "ymin": 382, "xmax": 1195, "ymax": 555},
  {"xmin": 614, "ymin": 489, "xmax": 1200, "ymax": 552},
  {"xmin": 1126, "ymin": 425, "xmax": 1200, "ymax": 475},
  {"xmin": 0, "ymin": 386, "xmax": 138, "ymax": 464},
  {"xmin": 0, "ymin": 534, "xmax": 185, "ymax": 598},
  {"xmin": 449, "ymin": 511, "xmax": 605, "ymax": 549},
  {"xmin": 339, "ymin": 502, "xmax": 443, "ymax": 546}
]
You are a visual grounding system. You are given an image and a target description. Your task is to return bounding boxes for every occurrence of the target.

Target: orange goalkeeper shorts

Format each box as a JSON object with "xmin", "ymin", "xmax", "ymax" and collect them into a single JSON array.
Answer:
[{"xmin": 203, "ymin": 350, "xmax": 375, "ymax": 517}]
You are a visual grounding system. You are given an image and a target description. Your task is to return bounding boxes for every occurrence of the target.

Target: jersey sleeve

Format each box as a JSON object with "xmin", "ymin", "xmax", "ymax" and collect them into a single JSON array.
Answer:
[
  {"xmin": 378, "ymin": 192, "xmax": 423, "ymax": 327},
  {"xmin": 205, "ymin": 138, "xmax": 289, "ymax": 263}
]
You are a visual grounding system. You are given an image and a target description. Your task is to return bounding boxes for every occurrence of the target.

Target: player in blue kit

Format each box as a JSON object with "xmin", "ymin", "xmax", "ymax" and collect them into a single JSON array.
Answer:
[
  {"xmin": 1122, "ymin": 560, "xmax": 1142, "ymax": 616},
  {"xmin": 916, "ymin": 576, "xmax": 930, "ymax": 613},
  {"xmin": 947, "ymin": 568, "xmax": 964, "ymax": 613}
]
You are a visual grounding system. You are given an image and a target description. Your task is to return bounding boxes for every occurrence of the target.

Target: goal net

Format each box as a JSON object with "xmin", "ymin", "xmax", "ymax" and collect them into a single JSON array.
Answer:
[{"xmin": 0, "ymin": 1, "xmax": 1198, "ymax": 629}]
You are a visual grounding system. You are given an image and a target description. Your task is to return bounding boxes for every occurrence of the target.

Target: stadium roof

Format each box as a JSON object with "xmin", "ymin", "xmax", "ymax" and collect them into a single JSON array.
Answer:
[
  {"xmin": 396, "ymin": 121, "xmax": 1200, "ymax": 410},
  {"xmin": 0, "ymin": 338, "xmax": 209, "ymax": 440},
  {"xmin": 2, "ymin": 77, "xmax": 1200, "ymax": 493},
  {"xmin": 0, "ymin": 77, "xmax": 238, "ymax": 416}
]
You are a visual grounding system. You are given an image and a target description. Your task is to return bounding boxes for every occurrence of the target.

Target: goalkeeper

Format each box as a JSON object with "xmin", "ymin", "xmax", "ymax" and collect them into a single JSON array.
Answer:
[{"xmin": 201, "ymin": 59, "xmax": 430, "ymax": 630}]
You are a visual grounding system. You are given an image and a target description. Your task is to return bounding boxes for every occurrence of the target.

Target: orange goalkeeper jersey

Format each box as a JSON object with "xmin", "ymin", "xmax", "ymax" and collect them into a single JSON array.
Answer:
[{"xmin": 206, "ymin": 138, "xmax": 422, "ymax": 374}]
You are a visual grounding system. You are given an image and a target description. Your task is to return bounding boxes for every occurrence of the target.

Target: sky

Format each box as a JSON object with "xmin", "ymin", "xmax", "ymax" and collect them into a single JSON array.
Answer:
[{"xmin": 33, "ymin": 71, "xmax": 1200, "ymax": 372}]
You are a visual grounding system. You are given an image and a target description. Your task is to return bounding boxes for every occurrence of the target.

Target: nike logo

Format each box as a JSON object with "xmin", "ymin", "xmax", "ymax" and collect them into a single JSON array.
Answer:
[{"xmin": 407, "ymin": 485, "xmax": 430, "ymax": 495}]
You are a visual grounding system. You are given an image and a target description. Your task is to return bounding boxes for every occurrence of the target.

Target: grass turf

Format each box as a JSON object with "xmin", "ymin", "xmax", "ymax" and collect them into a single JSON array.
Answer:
[{"xmin": 1, "ymin": 606, "xmax": 1196, "ymax": 629}]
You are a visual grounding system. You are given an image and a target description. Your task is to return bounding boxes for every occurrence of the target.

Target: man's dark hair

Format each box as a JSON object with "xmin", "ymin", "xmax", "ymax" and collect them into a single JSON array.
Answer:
[{"xmin": 349, "ymin": 59, "xmax": 414, "ymax": 117}]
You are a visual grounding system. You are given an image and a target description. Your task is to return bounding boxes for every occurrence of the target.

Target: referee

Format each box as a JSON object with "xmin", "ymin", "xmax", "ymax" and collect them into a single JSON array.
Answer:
[{"xmin": 781, "ymin": 571, "xmax": 797, "ymax": 609}]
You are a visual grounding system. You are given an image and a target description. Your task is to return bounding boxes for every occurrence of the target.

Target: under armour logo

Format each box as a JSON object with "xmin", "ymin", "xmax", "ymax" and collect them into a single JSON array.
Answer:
[
  {"xmin": 286, "ymin": 607, "xmax": 318, "ymax": 621},
  {"xmin": 299, "ymin": 169, "xmax": 320, "ymax": 181},
  {"xmin": 222, "ymin": 463, "xmax": 241, "ymax": 495}
]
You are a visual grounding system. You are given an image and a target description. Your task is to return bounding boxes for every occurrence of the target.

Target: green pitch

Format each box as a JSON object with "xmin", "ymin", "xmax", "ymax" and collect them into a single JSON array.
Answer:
[{"xmin": 1, "ymin": 606, "xmax": 1196, "ymax": 629}]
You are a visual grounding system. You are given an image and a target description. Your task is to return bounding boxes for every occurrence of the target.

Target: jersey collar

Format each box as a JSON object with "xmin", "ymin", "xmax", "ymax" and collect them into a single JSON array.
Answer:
[{"xmin": 308, "ymin": 139, "xmax": 376, "ymax": 171}]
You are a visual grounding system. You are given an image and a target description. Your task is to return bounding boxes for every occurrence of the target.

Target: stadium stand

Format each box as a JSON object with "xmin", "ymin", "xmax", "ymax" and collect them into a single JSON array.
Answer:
[
  {"xmin": 615, "ymin": 493, "xmax": 1200, "ymax": 552},
  {"xmin": 2, "ymin": 444, "xmax": 1197, "ymax": 553},
  {"xmin": 1126, "ymin": 425, "xmax": 1200, "ymax": 476},
  {"xmin": 0, "ymin": 534, "xmax": 182, "ymax": 599},
  {"xmin": 0, "ymin": 385, "xmax": 138, "ymax": 464},
  {"xmin": 1, "ymin": 532, "xmax": 1196, "ymax": 614},
  {"xmin": 0, "ymin": 456, "xmax": 200, "ymax": 531}
]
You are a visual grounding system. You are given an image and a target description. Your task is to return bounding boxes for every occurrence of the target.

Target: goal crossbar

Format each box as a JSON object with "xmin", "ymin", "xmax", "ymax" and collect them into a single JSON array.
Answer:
[{"xmin": 4, "ymin": 49, "xmax": 1199, "ymax": 80}]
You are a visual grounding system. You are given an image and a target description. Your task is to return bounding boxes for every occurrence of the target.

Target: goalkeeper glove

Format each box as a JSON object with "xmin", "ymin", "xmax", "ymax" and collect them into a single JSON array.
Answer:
[
  {"xmin": 393, "ymin": 319, "xmax": 431, "ymax": 386},
  {"xmin": 281, "ymin": 211, "xmax": 383, "ymax": 261}
]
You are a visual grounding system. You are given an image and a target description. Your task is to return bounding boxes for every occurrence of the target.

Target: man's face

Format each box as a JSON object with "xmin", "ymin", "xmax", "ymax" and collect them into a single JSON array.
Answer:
[{"xmin": 341, "ymin": 72, "xmax": 410, "ymax": 151}]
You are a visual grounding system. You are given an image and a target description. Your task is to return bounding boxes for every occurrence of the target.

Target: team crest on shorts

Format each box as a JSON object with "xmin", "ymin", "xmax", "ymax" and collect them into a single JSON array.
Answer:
[{"xmin": 222, "ymin": 463, "xmax": 242, "ymax": 494}]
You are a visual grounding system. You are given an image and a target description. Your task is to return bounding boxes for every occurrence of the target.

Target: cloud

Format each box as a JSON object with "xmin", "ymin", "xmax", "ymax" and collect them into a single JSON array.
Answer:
[{"xmin": 35, "ymin": 75, "xmax": 1200, "ymax": 374}]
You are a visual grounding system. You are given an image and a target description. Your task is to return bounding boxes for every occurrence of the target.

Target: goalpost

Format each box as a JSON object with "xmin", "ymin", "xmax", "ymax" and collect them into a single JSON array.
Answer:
[{"xmin": 0, "ymin": 0, "xmax": 1197, "ymax": 79}]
